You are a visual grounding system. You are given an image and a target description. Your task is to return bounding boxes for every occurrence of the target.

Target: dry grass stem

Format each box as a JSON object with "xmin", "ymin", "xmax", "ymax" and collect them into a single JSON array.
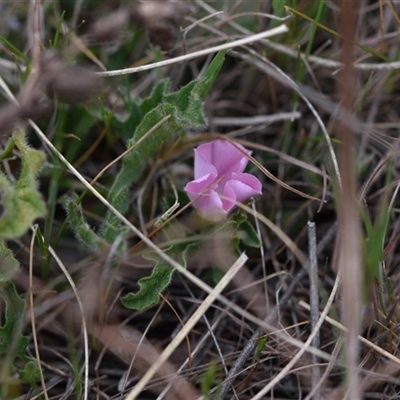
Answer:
[
  {"xmin": 250, "ymin": 270, "xmax": 340, "ymax": 399},
  {"xmin": 98, "ymin": 24, "xmax": 288, "ymax": 77},
  {"xmin": 307, "ymin": 221, "xmax": 321, "ymax": 400},
  {"xmin": 124, "ymin": 253, "xmax": 249, "ymax": 400},
  {"xmin": 336, "ymin": 1, "xmax": 362, "ymax": 399}
]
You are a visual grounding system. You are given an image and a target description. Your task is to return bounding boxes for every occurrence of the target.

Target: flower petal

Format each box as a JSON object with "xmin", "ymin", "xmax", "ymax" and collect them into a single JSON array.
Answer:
[
  {"xmin": 184, "ymin": 173, "xmax": 217, "ymax": 201},
  {"xmin": 193, "ymin": 146, "xmax": 217, "ymax": 180},
  {"xmin": 196, "ymin": 140, "xmax": 251, "ymax": 186},
  {"xmin": 195, "ymin": 191, "xmax": 227, "ymax": 220},
  {"xmin": 221, "ymin": 182, "xmax": 237, "ymax": 212},
  {"xmin": 221, "ymin": 173, "xmax": 262, "ymax": 211},
  {"xmin": 184, "ymin": 174, "xmax": 227, "ymax": 220},
  {"xmin": 185, "ymin": 140, "xmax": 262, "ymax": 221},
  {"xmin": 230, "ymin": 173, "xmax": 263, "ymax": 199}
]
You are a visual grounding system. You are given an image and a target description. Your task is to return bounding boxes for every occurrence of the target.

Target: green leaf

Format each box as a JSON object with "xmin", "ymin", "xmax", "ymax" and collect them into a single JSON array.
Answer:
[
  {"xmin": 238, "ymin": 220, "xmax": 262, "ymax": 248},
  {"xmin": 272, "ymin": 0, "xmax": 286, "ymax": 15},
  {"xmin": 0, "ymin": 128, "xmax": 46, "ymax": 239},
  {"xmin": 17, "ymin": 360, "xmax": 41, "ymax": 384},
  {"xmin": 0, "ymin": 35, "xmax": 28, "ymax": 62},
  {"xmin": 193, "ymin": 49, "xmax": 227, "ymax": 100},
  {"xmin": 231, "ymin": 212, "xmax": 261, "ymax": 249},
  {"xmin": 64, "ymin": 194, "xmax": 110, "ymax": 252},
  {"xmin": 121, "ymin": 247, "xmax": 186, "ymax": 310},
  {"xmin": 361, "ymin": 189, "xmax": 390, "ymax": 285},
  {"xmin": 0, "ymin": 135, "xmax": 17, "ymax": 161},
  {"xmin": 140, "ymin": 79, "xmax": 170, "ymax": 115},
  {"xmin": 164, "ymin": 80, "xmax": 204, "ymax": 126},
  {"xmin": 0, "ymin": 240, "xmax": 20, "ymax": 282},
  {"xmin": 360, "ymin": 169, "xmax": 393, "ymax": 310},
  {"xmin": 255, "ymin": 334, "xmax": 268, "ymax": 359},
  {"xmin": 100, "ymin": 51, "xmax": 226, "ymax": 242},
  {"xmin": 106, "ymin": 103, "xmax": 182, "ymax": 213},
  {"xmin": 201, "ymin": 359, "xmax": 219, "ymax": 400},
  {"xmin": 0, "ymin": 281, "xmax": 40, "ymax": 382},
  {"xmin": 0, "ymin": 282, "xmax": 25, "ymax": 355},
  {"xmin": 205, "ymin": 268, "xmax": 225, "ymax": 286},
  {"xmin": 285, "ymin": 5, "xmax": 389, "ymax": 62},
  {"xmin": 60, "ymin": 106, "xmax": 97, "ymax": 162},
  {"xmin": 51, "ymin": 10, "xmax": 66, "ymax": 49},
  {"xmin": 109, "ymin": 79, "xmax": 169, "ymax": 142}
]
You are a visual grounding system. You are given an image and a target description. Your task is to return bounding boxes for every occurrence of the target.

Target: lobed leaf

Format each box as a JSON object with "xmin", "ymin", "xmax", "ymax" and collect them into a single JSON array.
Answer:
[
  {"xmin": 100, "ymin": 51, "xmax": 226, "ymax": 242},
  {"xmin": 121, "ymin": 246, "xmax": 187, "ymax": 310},
  {"xmin": 0, "ymin": 281, "xmax": 40, "ymax": 382},
  {"xmin": 65, "ymin": 194, "xmax": 110, "ymax": 252},
  {"xmin": 0, "ymin": 128, "xmax": 46, "ymax": 239},
  {"xmin": 0, "ymin": 240, "xmax": 20, "ymax": 283}
]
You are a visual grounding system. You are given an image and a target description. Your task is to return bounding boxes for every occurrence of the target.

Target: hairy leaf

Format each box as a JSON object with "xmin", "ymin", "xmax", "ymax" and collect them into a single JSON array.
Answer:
[
  {"xmin": 0, "ymin": 240, "xmax": 20, "ymax": 282},
  {"xmin": 120, "ymin": 212, "xmax": 260, "ymax": 311},
  {"xmin": 0, "ymin": 281, "xmax": 40, "ymax": 383},
  {"xmin": 100, "ymin": 51, "xmax": 226, "ymax": 242},
  {"xmin": 0, "ymin": 128, "xmax": 46, "ymax": 239},
  {"xmin": 121, "ymin": 247, "xmax": 186, "ymax": 310},
  {"xmin": 65, "ymin": 194, "xmax": 110, "ymax": 252}
]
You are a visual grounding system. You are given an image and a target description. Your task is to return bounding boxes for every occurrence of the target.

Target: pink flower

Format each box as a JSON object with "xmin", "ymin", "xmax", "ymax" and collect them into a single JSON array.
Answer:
[{"xmin": 184, "ymin": 140, "xmax": 262, "ymax": 221}]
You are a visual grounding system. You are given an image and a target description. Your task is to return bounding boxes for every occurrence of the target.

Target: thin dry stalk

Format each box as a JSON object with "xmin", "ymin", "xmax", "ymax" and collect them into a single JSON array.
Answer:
[
  {"xmin": 39, "ymin": 235, "xmax": 90, "ymax": 400},
  {"xmin": 155, "ymin": 312, "xmax": 230, "ymax": 400},
  {"xmin": 124, "ymin": 253, "xmax": 249, "ymax": 400},
  {"xmin": 250, "ymin": 269, "xmax": 340, "ymax": 399},
  {"xmin": 308, "ymin": 221, "xmax": 321, "ymax": 400},
  {"xmin": 336, "ymin": 1, "xmax": 362, "ymax": 399},
  {"xmin": 299, "ymin": 300, "xmax": 400, "ymax": 367},
  {"xmin": 98, "ymin": 24, "xmax": 288, "ymax": 77},
  {"xmin": 195, "ymin": 0, "xmax": 400, "ymax": 73},
  {"xmin": 29, "ymin": 225, "xmax": 49, "ymax": 400},
  {"xmin": 219, "ymin": 267, "xmax": 306, "ymax": 398},
  {"xmin": 228, "ymin": 48, "xmax": 342, "ymax": 187}
]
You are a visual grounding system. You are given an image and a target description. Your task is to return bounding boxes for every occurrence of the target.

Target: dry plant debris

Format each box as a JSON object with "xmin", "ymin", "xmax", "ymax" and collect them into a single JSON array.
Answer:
[{"xmin": 1, "ymin": 1, "xmax": 400, "ymax": 399}]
